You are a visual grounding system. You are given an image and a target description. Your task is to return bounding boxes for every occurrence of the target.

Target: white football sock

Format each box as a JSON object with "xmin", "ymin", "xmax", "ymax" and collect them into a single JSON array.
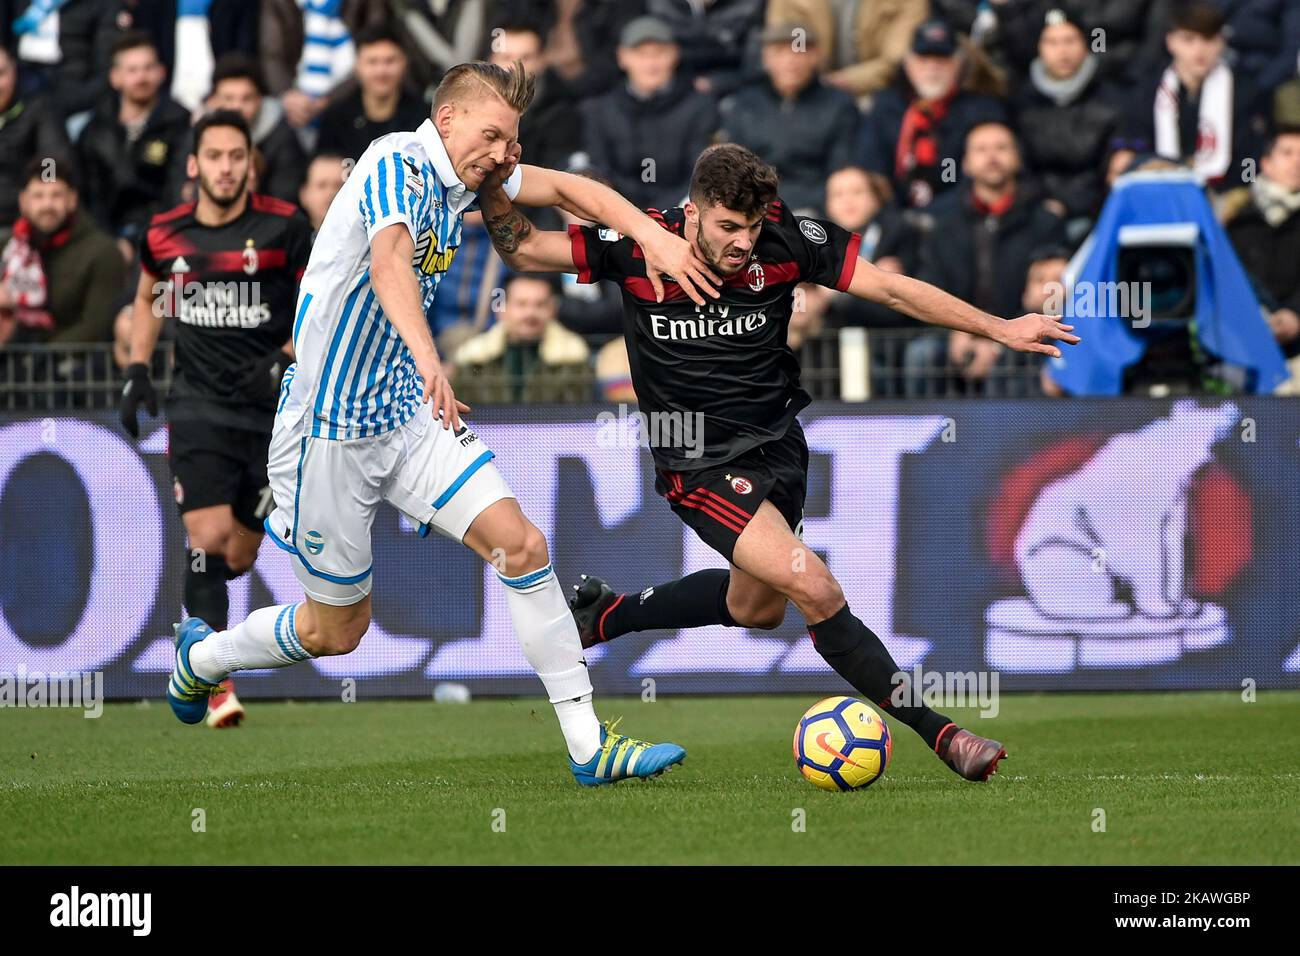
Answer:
[
  {"xmin": 499, "ymin": 564, "xmax": 601, "ymax": 762},
  {"xmin": 188, "ymin": 603, "xmax": 313, "ymax": 683}
]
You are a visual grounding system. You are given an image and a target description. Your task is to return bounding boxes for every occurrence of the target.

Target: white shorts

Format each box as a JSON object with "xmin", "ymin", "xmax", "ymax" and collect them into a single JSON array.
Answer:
[{"xmin": 264, "ymin": 400, "xmax": 514, "ymax": 605}]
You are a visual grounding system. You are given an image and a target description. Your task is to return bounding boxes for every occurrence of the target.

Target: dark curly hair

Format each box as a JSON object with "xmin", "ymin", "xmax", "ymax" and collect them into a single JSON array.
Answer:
[{"xmin": 688, "ymin": 144, "xmax": 779, "ymax": 219}]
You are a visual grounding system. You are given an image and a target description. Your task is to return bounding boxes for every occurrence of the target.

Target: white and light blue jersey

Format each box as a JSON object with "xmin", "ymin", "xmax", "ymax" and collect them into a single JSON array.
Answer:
[{"xmin": 283, "ymin": 118, "xmax": 522, "ymax": 440}]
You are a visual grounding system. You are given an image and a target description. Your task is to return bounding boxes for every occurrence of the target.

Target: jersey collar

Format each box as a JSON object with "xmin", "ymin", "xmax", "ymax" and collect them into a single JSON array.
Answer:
[{"xmin": 417, "ymin": 118, "xmax": 478, "ymax": 215}]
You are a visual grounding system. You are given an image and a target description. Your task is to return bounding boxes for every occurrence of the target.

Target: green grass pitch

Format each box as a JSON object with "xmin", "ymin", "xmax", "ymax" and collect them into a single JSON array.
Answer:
[{"xmin": 3, "ymin": 692, "xmax": 1297, "ymax": 865}]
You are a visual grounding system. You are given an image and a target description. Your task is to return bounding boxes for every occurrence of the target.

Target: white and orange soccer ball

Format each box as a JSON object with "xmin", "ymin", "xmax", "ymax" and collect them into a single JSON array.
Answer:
[{"xmin": 793, "ymin": 696, "xmax": 892, "ymax": 791}]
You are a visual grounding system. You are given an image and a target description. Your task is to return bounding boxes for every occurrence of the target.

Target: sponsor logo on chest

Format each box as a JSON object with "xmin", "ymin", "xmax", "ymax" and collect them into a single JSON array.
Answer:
[{"xmin": 647, "ymin": 303, "xmax": 769, "ymax": 341}]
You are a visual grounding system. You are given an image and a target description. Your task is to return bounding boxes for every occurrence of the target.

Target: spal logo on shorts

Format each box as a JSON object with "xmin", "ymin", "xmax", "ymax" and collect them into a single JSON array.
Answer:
[{"xmin": 304, "ymin": 529, "xmax": 325, "ymax": 555}]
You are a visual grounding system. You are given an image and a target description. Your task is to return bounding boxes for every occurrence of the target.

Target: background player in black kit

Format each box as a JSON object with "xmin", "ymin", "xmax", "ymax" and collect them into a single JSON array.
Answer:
[
  {"xmin": 119, "ymin": 110, "xmax": 312, "ymax": 728},
  {"xmin": 476, "ymin": 142, "xmax": 1079, "ymax": 781}
]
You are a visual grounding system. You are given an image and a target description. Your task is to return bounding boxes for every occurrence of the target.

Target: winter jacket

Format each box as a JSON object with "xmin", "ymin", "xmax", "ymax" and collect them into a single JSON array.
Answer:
[
  {"xmin": 0, "ymin": 94, "xmax": 72, "ymax": 225},
  {"xmin": 5, "ymin": 211, "xmax": 127, "ymax": 345},
  {"xmin": 917, "ymin": 182, "xmax": 1068, "ymax": 319},
  {"xmin": 252, "ymin": 97, "xmax": 309, "ymax": 203},
  {"xmin": 721, "ymin": 76, "xmax": 859, "ymax": 215},
  {"xmin": 1011, "ymin": 64, "xmax": 1123, "ymax": 219},
  {"xmin": 765, "ymin": 0, "xmax": 928, "ymax": 96},
  {"xmin": 453, "ymin": 321, "xmax": 594, "ymax": 405},
  {"xmin": 857, "ymin": 77, "xmax": 1008, "ymax": 209},
  {"xmin": 584, "ymin": 75, "xmax": 719, "ymax": 211},
  {"xmin": 1223, "ymin": 185, "xmax": 1300, "ymax": 346},
  {"xmin": 77, "ymin": 92, "xmax": 192, "ymax": 242}
]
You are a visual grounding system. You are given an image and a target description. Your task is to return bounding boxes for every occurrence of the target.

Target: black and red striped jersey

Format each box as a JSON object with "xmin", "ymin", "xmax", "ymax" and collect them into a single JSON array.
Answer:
[
  {"xmin": 569, "ymin": 198, "xmax": 861, "ymax": 470},
  {"xmin": 141, "ymin": 193, "xmax": 313, "ymax": 428}
]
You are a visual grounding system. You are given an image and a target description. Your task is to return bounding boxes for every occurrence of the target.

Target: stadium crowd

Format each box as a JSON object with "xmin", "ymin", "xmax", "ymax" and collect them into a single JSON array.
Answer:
[{"xmin": 0, "ymin": 0, "xmax": 1299, "ymax": 402}]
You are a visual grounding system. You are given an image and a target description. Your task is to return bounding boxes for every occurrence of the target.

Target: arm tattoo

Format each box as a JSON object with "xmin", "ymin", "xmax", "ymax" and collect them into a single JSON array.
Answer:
[{"xmin": 486, "ymin": 208, "xmax": 533, "ymax": 256}]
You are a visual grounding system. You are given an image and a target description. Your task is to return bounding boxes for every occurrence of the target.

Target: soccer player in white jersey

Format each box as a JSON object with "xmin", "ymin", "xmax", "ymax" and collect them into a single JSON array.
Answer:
[{"xmin": 165, "ymin": 61, "xmax": 721, "ymax": 785}]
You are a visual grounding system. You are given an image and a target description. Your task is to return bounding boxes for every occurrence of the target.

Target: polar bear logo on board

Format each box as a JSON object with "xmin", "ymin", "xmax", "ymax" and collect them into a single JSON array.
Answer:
[{"xmin": 986, "ymin": 401, "xmax": 1241, "ymax": 673}]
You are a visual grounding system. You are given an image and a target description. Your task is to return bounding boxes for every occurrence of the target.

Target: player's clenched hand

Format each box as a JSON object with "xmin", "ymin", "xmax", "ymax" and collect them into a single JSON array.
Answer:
[
  {"xmin": 482, "ymin": 142, "xmax": 522, "ymax": 194},
  {"xmin": 997, "ymin": 314, "xmax": 1081, "ymax": 358},
  {"xmin": 118, "ymin": 362, "xmax": 158, "ymax": 439},
  {"xmin": 416, "ymin": 349, "xmax": 470, "ymax": 431},
  {"xmin": 237, "ymin": 348, "xmax": 292, "ymax": 402},
  {"xmin": 639, "ymin": 228, "xmax": 720, "ymax": 306}
]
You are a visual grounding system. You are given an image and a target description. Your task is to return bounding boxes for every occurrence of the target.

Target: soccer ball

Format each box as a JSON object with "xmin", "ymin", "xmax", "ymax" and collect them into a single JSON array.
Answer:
[{"xmin": 793, "ymin": 696, "xmax": 892, "ymax": 791}]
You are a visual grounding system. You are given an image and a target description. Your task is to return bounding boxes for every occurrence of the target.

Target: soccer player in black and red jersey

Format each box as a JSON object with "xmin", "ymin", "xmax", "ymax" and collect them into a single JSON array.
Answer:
[
  {"xmin": 119, "ymin": 110, "xmax": 313, "ymax": 728},
  {"xmin": 476, "ymin": 143, "xmax": 1079, "ymax": 781}
]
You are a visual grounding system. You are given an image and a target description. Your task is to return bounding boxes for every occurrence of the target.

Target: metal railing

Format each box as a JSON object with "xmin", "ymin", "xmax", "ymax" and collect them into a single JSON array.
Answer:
[
  {"xmin": 0, "ymin": 344, "xmax": 173, "ymax": 412},
  {"xmin": 817, "ymin": 327, "xmax": 1045, "ymax": 399},
  {"xmin": 0, "ymin": 330, "xmax": 1047, "ymax": 412}
]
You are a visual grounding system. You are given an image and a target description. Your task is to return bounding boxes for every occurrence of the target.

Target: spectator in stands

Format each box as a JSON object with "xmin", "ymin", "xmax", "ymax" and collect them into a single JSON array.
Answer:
[
  {"xmin": 1204, "ymin": 0, "xmax": 1300, "ymax": 114},
  {"xmin": 0, "ymin": 48, "xmax": 71, "ymax": 237},
  {"xmin": 208, "ymin": 54, "xmax": 308, "ymax": 203},
  {"xmin": 453, "ymin": 274, "xmax": 594, "ymax": 404},
  {"xmin": 122, "ymin": 0, "xmax": 259, "ymax": 114},
  {"xmin": 720, "ymin": 21, "xmax": 858, "ymax": 216},
  {"xmin": 821, "ymin": 165, "xmax": 919, "ymax": 330},
  {"xmin": 1022, "ymin": 247, "xmax": 1072, "ymax": 397},
  {"xmin": 583, "ymin": 16, "xmax": 718, "ymax": 211},
  {"xmin": 1011, "ymin": 7, "xmax": 1122, "ymax": 238},
  {"xmin": 260, "ymin": 0, "xmax": 387, "ymax": 136},
  {"xmin": 78, "ymin": 32, "xmax": 191, "ymax": 264},
  {"xmin": 315, "ymin": 25, "xmax": 428, "ymax": 162},
  {"xmin": 766, "ymin": 0, "xmax": 928, "ymax": 99},
  {"xmin": 903, "ymin": 120, "xmax": 1067, "ymax": 395},
  {"xmin": 988, "ymin": 1, "xmax": 1158, "ymax": 85},
  {"xmin": 495, "ymin": 0, "xmax": 643, "ymax": 102},
  {"xmin": 826, "ymin": 165, "xmax": 912, "ymax": 273},
  {"xmin": 298, "ymin": 153, "xmax": 348, "ymax": 233},
  {"xmin": 1112, "ymin": 2, "xmax": 1263, "ymax": 193},
  {"xmin": 388, "ymin": 0, "xmax": 488, "ymax": 101},
  {"xmin": 649, "ymin": 0, "xmax": 764, "ymax": 99},
  {"xmin": 595, "ymin": 337, "xmax": 636, "ymax": 403},
  {"xmin": 488, "ymin": 20, "xmax": 583, "ymax": 174},
  {"xmin": 13, "ymin": 0, "xmax": 125, "ymax": 129},
  {"xmin": 1222, "ymin": 127, "xmax": 1300, "ymax": 357},
  {"xmin": 0, "ymin": 157, "xmax": 125, "ymax": 347},
  {"xmin": 857, "ymin": 18, "xmax": 1009, "ymax": 209}
]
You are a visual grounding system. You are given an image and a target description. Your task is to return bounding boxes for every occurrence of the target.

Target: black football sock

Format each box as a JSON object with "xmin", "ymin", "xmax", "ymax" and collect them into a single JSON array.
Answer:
[
  {"xmin": 604, "ymin": 569, "xmax": 737, "ymax": 639},
  {"xmin": 808, "ymin": 603, "xmax": 958, "ymax": 752},
  {"xmin": 184, "ymin": 551, "xmax": 231, "ymax": 632}
]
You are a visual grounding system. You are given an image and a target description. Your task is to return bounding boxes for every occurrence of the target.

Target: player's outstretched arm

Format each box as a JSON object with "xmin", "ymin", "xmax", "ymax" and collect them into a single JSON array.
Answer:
[
  {"xmin": 369, "ymin": 223, "xmax": 468, "ymax": 430},
  {"xmin": 477, "ymin": 178, "xmax": 578, "ymax": 274},
  {"xmin": 510, "ymin": 161, "xmax": 719, "ymax": 305},
  {"xmin": 843, "ymin": 256, "xmax": 1081, "ymax": 357}
]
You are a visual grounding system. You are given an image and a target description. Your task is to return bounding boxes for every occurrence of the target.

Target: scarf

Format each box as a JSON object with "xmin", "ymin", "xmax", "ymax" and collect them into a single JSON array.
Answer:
[
  {"xmin": 1154, "ymin": 62, "xmax": 1233, "ymax": 181},
  {"xmin": 296, "ymin": 0, "xmax": 355, "ymax": 98},
  {"xmin": 1029, "ymin": 54, "xmax": 1098, "ymax": 107},
  {"xmin": 1251, "ymin": 175, "xmax": 1300, "ymax": 227},
  {"xmin": 895, "ymin": 88, "xmax": 955, "ymax": 182},
  {"xmin": 972, "ymin": 188, "xmax": 1017, "ymax": 217},
  {"xmin": 1, "ymin": 215, "xmax": 74, "ymax": 331}
]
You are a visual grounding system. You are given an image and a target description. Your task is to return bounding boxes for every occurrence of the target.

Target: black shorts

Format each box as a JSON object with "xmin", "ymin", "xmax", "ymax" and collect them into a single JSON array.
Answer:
[
  {"xmin": 168, "ymin": 419, "xmax": 273, "ymax": 530},
  {"xmin": 654, "ymin": 419, "xmax": 808, "ymax": 562}
]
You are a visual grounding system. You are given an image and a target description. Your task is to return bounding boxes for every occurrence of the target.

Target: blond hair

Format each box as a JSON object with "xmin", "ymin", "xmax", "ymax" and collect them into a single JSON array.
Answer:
[{"xmin": 433, "ymin": 60, "xmax": 535, "ymax": 114}]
